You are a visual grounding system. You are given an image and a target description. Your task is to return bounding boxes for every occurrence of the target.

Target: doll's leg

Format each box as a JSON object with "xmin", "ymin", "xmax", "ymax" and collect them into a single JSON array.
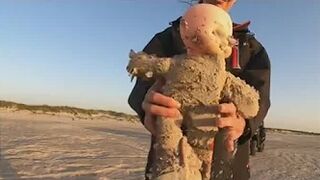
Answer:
[
  {"xmin": 186, "ymin": 129, "xmax": 216, "ymax": 180},
  {"xmin": 152, "ymin": 116, "xmax": 183, "ymax": 177},
  {"xmin": 153, "ymin": 116, "xmax": 201, "ymax": 180},
  {"xmin": 154, "ymin": 136, "xmax": 202, "ymax": 180}
]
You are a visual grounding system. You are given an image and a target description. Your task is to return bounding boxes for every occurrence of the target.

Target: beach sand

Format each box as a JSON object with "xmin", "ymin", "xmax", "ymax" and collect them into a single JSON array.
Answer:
[{"xmin": 0, "ymin": 110, "xmax": 319, "ymax": 180}]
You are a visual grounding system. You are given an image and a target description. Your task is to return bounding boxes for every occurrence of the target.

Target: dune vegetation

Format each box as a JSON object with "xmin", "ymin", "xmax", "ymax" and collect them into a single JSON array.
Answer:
[{"xmin": 0, "ymin": 100, "xmax": 139, "ymax": 123}]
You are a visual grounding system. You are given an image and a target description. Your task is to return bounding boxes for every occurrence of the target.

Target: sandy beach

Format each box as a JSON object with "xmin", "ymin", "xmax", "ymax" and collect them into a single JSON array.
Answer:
[{"xmin": 0, "ymin": 110, "xmax": 319, "ymax": 180}]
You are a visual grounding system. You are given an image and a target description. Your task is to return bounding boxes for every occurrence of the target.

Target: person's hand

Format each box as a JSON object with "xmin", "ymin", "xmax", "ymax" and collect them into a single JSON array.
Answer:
[
  {"xmin": 215, "ymin": 103, "xmax": 246, "ymax": 152},
  {"xmin": 142, "ymin": 79, "xmax": 181, "ymax": 136}
]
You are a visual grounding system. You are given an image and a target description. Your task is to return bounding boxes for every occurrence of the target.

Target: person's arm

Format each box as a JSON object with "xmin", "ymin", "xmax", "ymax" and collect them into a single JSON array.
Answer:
[
  {"xmin": 128, "ymin": 28, "xmax": 172, "ymax": 124},
  {"xmin": 238, "ymin": 39, "xmax": 271, "ymax": 144}
]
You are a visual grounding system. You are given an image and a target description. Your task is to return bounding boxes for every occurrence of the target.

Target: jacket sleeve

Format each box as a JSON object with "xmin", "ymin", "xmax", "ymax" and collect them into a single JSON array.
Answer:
[
  {"xmin": 128, "ymin": 28, "xmax": 172, "ymax": 124},
  {"xmin": 238, "ymin": 39, "xmax": 271, "ymax": 144}
]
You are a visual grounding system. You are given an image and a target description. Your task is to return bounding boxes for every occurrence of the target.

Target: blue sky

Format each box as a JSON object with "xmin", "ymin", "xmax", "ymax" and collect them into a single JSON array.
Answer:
[{"xmin": 0, "ymin": 0, "xmax": 319, "ymax": 132}]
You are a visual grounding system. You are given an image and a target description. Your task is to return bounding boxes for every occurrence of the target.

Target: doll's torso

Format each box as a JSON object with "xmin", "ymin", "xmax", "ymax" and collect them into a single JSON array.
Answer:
[
  {"xmin": 162, "ymin": 54, "xmax": 227, "ymax": 147},
  {"xmin": 162, "ymin": 54, "xmax": 227, "ymax": 109}
]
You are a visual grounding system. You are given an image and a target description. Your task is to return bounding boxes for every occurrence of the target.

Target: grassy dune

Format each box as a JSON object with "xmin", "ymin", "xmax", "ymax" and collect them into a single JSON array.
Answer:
[{"xmin": 0, "ymin": 100, "xmax": 139, "ymax": 123}]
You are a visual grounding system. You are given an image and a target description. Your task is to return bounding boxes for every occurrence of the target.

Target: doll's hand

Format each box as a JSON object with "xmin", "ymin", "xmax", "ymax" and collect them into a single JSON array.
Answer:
[
  {"xmin": 142, "ymin": 78, "xmax": 181, "ymax": 136},
  {"xmin": 214, "ymin": 103, "xmax": 246, "ymax": 152}
]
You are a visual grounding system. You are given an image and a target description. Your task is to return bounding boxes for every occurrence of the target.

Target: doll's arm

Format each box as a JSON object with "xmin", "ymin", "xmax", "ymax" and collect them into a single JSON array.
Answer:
[
  {"xmin": 221, "ymin": 72, "xmax": 260, "ymax": 119},
  {"xmin": 127, "ymin": 50, "xmax": 173, "ymax": 80}
]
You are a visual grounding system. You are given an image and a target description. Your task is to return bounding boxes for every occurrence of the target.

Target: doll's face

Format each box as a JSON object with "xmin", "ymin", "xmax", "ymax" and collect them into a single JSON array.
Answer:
[{"xmin": 180, "ymin": 4, "xmax": 233, "ymax": 58}]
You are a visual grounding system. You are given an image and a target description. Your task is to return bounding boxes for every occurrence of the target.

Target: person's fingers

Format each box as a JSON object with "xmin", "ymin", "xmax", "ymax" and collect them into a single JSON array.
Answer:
[
  {"xmin": 144, "ymin": 79, "xmax": 180, "ymax": 109},
  {"xmin": 214, "ymin": 116, "xmax": 233, "ymax": 128},
  {"xmin": 218, "ymin": 103, "xmax": 237, "ymax": 115},
  {"xmin": 146, "ymin": 90, "xmax": 181, "ymax": 108},
  {"xmin": 142, "ymin": 101, "xmax": 181, "ymax": 118},
  {"xmin": 225, "ymin": 130, "xmax": 238, "ymax": 152},
  {"xmin": 225, "ymin": 135, "xmax": 235, "ymax": 152}
]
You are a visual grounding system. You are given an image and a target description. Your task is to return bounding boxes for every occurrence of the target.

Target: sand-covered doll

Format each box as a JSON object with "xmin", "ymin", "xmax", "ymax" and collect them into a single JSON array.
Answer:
[{"xmin": 126, "ymin": 4, "xmax": 259, "ymax": 180}]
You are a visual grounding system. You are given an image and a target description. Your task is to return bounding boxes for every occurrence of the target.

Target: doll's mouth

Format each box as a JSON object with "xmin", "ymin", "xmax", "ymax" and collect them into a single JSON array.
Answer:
[
  {"xmin": 127, "ymin": 67, "xmax": 137, "ymax": 75},
  {"xmin": 127, "ymin": 67, "xmax": 138, "ymax": 81}
]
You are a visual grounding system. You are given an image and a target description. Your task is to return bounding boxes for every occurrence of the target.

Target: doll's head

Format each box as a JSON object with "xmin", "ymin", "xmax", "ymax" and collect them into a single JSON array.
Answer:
[{"xmin": 180, "ymin": 4, "xmax": 234, "ymax": 58}]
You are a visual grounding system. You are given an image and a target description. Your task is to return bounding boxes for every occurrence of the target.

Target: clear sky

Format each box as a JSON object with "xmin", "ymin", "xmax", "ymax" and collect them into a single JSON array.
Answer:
[{"xmin": 0, "ymin": 0, "xmax": 319, "ymax": 133}]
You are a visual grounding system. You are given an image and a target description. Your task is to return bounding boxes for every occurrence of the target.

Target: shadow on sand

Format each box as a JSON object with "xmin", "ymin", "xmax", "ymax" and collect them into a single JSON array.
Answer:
[{"xmin": 0, "ymin": 146, "xmax": 20, "ymax": 179}]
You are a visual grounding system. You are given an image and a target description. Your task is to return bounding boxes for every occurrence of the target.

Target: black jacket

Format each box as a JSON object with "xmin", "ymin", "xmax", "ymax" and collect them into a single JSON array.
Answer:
[{"xmin": 128, "ymin": 18, "xmax": 271, "ymax": 180}]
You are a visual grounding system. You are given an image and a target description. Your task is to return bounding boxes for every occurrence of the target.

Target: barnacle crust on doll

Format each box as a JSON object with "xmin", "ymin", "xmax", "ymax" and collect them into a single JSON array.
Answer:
[{"xmin": 127, "ymin": 4, "xmax": 259, "ymax": 180}]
